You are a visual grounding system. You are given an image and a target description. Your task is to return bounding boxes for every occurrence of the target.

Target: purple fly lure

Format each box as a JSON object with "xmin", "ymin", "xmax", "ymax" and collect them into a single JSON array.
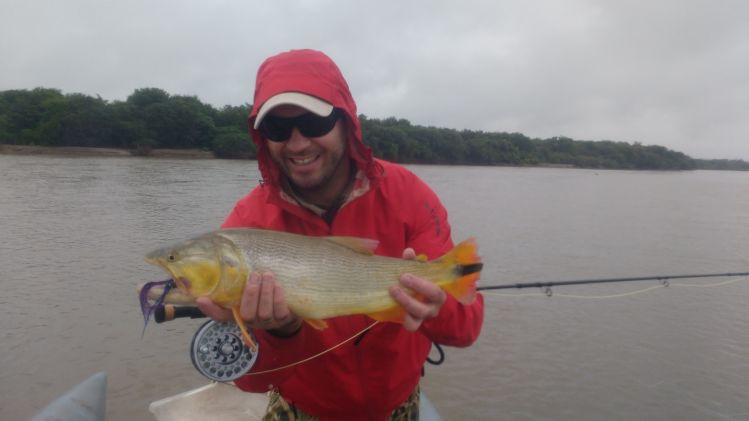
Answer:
[{"xmin": 139, "ymin": 278, "xmax": 175, "ymax": 336}]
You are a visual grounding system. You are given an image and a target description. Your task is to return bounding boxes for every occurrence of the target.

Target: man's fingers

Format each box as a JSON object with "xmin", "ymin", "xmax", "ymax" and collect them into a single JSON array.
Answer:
[
  {"xmin": 196, "ymin": 271, "xmax": 298, "ymax": 331},
  {"xmin": 402, "ymin": 314, "xmax": 421, "ymax": 332},
  {"xmin": 401, "ymin": 274, "xmax": 446, "ymax": 306},
  {"xmin": 234, "ymin": 271, "xmax": 297, "ymax": 330},
  {"xmin": 239, "ymin": 272, "xmax": 261, "ymax": 321},
  {"xmin": 389, "ymin": 274, "xmax": 448, "ymax": 332},
  {"xmin": 272, "ymin": 282, "xmax": 291, "ymax": 322},
  {"xmin": 393, "ymin": 286, "xmax": 433, "ymax": 318},
  {"xmin": 256, "ymin": 273, "xmax": 276, "ymax": 322},
  {"xmin": 402, "ymin": 247, "xmax": 416, "ymax": 260},
  {"xmin": 389, "ymin": 286, "xmax": 429, "ymax": 332}
]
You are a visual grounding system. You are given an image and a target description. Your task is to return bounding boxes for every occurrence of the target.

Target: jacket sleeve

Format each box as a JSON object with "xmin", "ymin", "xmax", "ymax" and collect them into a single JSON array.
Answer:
[{"xmin": 405, "ymin": 175, "xmax": 484, "ymax": 347}]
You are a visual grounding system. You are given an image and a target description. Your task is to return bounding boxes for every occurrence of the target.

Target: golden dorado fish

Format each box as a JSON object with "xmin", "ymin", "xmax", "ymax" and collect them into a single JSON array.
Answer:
[{"xmin": 141, "ymin": 228, "xmax": 482, "ymax": 351}]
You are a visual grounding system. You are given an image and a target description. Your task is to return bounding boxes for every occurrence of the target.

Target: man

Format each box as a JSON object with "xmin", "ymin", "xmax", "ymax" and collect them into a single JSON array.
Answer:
[{"xmin": 197, "ymin": 49, "xmax": 484, "ymax": 420}]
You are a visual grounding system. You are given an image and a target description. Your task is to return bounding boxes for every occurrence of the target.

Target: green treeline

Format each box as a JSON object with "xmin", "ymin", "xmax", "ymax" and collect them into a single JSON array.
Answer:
[
  {"xmin": 361, "ymin": 117, "xmax": 698, "ymax": 170},
  {"xmin": 692, "ymin": 159, "xmax": 749, "ymax": 171},
  {"xmin": 0, "ymin": 87, "xmax": 254, "ymax": 159},
  {"xmin": 1, "ymin": 87, "xmax": 746, "ymax": 170}
]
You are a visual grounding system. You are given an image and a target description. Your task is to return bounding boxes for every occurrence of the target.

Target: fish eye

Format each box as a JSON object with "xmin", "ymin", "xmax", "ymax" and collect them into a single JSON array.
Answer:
[{"xmin": 168, "ymin": 255, "xmax": 176, "ymax": 262}]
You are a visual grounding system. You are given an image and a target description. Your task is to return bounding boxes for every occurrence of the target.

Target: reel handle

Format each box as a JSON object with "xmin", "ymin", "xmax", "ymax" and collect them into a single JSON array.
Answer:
[{"xmin": 154, "ymin": 304, "xmax": 207, "ymax": 323}]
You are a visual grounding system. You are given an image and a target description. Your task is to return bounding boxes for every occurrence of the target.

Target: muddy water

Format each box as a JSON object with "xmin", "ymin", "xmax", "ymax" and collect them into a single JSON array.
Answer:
[{"xmin": 1, "ymin": 155, "xmax": 748, "ymax": 420}]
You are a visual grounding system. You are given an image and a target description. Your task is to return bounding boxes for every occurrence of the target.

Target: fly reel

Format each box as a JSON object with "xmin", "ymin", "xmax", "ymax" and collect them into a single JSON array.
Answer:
[{"xmin": 190, "ymin": 320, "xmax": 258, "ymax": 382}]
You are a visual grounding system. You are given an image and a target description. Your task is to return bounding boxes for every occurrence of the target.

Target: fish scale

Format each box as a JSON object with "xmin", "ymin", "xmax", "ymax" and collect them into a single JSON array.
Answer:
[{"xmin": 227, "ymin": 230, "xmax": 441, "ymax": 318}]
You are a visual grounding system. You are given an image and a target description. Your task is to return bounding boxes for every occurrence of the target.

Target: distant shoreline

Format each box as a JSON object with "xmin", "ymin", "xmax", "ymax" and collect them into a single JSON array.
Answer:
[
  {"xmin": 0, "ymin": 144, "xmax": 580, "ymax": 168},
  {"xmin": 0, "ymin": 144, "xmax": 214, "ymax": 159},
  {"xmin": 3, "ymin": 144, "xmax": 741, "ymax": 171}
]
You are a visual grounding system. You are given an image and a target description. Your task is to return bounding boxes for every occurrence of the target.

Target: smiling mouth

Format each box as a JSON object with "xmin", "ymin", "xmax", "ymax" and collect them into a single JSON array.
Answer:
[{"xmin": 290, "ymin": 155, "xmax": 319, "ymax": 165}]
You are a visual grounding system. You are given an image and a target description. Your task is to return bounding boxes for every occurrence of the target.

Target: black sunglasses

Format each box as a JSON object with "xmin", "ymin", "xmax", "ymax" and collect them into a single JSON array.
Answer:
[{"xmin": 258, "ymin": 109, "xmax": 341, "ymax": 142}]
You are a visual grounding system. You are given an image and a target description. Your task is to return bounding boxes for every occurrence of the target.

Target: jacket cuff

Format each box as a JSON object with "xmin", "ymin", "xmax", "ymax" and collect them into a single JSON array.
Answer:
[{"xmin": 419, "ymin": 293, "xmax": 484, "ymax": 347}]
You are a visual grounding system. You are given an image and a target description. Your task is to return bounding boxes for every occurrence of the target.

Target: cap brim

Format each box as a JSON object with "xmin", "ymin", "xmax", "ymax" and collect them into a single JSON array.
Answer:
[{"xmin": 253, "ymin": 92, "xmax": 334, "ymax": 129}]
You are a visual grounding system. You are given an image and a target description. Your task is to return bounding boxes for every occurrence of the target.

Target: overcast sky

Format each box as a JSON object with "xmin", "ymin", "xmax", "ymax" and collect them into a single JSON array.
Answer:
[{"xmin": 1, "ymin": 0, "xmax": 747, "ymax": 160}]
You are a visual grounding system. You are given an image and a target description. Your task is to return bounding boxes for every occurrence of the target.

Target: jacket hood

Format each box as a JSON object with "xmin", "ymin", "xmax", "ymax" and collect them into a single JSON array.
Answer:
[{"xmin": 248, "ymin": 49, "xmax": 381, "ymax": 188}]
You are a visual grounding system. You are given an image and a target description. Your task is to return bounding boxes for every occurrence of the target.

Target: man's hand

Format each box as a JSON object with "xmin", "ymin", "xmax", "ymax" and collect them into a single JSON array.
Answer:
[
  {"xmin": 196, "ymin": 272, "xmax": 302, "ymax": 336},
  {"xmin": 389, "ymin": 248, "xmax": 447, "ymax": 331}
]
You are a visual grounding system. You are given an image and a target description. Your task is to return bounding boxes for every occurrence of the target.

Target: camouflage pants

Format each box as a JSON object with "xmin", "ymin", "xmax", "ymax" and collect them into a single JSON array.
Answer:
[{"xmin": 263, "ymin": 386, "xmax": 420, "ymax": 421}]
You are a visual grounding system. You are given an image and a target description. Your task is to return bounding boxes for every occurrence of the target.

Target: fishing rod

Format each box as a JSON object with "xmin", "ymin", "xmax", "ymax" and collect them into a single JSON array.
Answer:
[
  {"xmin": 476, "ymin": 271, "xmax": 749, "ymax": 294},
  {"xmin": 147, "ymin": 270, "xmax": 749, "ymax": 381},
  {"xmin": 152, "ymin": 271, "xmax": 749, "ymax": 322}
]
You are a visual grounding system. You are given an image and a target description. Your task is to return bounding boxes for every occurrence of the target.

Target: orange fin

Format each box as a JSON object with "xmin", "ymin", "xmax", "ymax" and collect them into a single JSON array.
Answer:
[
  {"xmin": 367, "ymin": 305, "xmax": 406, "ymax": 324},
  {"xmin": 304, "ymin": 319, "xmax": 329, "ymax": 330},
  {"xmin": 324, "ymin": 236, "xmax": 379, "ymax": 255},
  {"xmin": 438, "ymin": 239, "xmax": 482, "ymax": 305},
  {"xmin": 415, "ymin": 253, "xmax": 429, "ymax": 262},
  {"xmin": 231, "ymin": 306, "xmax": 258, "ymax": 352}
]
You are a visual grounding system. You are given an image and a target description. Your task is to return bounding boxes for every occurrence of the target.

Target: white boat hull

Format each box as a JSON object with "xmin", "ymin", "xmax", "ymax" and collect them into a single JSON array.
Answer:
[{"xmin": 149, "ymin": 382, "xmax": 442, "ymax": 420}]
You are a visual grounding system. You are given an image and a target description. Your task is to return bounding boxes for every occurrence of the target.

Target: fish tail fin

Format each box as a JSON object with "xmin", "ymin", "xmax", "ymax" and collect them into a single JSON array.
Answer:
[
  {"xmin": 231, "ymin": 307, "xmax": 258, "ymax": 352},
  {"xmin": 436, "ymin": 239, "xmax": 482, "ymax": 305}
]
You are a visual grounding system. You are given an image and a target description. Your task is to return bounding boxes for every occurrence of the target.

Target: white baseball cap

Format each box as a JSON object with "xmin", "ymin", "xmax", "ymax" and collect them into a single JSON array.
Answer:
[{"xmin": 253, "ymin": 92, "xmax": 334, "ymax": 129}]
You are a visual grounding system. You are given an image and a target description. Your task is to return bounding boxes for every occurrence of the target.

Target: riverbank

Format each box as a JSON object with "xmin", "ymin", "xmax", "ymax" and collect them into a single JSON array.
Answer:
[{"xmin": 0, "ymin": 144, "xmax": 215, "ymax": 159}]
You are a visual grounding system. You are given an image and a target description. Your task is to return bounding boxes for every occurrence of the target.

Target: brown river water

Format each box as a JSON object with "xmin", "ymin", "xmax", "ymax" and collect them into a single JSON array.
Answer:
[{"xmin": 1, "ymin": 154, "xmax": 748, "ymax": 420}]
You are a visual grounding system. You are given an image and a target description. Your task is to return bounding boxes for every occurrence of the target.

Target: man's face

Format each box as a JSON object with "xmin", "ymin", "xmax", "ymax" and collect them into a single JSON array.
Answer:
[{"xmin": 265, "ymin": 105, "xmax": 349, "ymax": 202}]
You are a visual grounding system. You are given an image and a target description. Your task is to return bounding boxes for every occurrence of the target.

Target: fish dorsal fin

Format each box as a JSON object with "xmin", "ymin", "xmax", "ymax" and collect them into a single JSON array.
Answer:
[{"xmin": 324, "ymin": 236, "xmax": 379, "ymax": 255}]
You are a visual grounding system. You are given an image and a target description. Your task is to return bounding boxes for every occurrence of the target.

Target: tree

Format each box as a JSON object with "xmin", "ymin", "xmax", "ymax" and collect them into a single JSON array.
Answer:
[
  {"xmin": 34, "ymin": 94, "xmax": 112, "ymax": 147},
  {"xmin": 126, "ymin": 87, "xmax": 170, "ymax": 108},
  {"xmin": 108, "ymin": 101, "xmax": 147, "ymax": 149},
  {"xmin": 212, "ymin": 128, "xmax": 255, "ymax": 159},
  {"xmin": 215, "ymin": 104, "xmax": 251, "ymax": 130},
  {"xmin": 0, "ymin": 88, "xmax": 64, "ymax": 144}
]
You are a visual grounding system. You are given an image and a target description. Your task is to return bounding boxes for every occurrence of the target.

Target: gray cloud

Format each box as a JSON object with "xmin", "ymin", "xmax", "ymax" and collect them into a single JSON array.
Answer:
[{"xmin": 1, "ymin": 0, "xmax": 747, "ymax": 159}]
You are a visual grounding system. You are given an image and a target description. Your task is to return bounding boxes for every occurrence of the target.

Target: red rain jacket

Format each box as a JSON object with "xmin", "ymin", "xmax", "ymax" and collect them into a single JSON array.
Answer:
[{"xmin": 224, "ymin": 49, "xmax": 484, "ymax": 420}]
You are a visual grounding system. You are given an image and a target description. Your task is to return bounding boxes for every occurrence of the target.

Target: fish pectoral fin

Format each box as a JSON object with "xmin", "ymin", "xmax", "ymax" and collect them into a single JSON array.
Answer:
[
  {"xmin": 231, "ymin": 307, "xmax": 258, "ymax": 352},
  {"xmin": 367, "ymin": 306, "xmax": 406, "ymax": 324},
  {"xmin": 324, "ymin": 236, "xmax": 379, "ymax": 255},
  {"xmin": 304, "ymin": 319, "xmax": 329, "ymax": 330}
]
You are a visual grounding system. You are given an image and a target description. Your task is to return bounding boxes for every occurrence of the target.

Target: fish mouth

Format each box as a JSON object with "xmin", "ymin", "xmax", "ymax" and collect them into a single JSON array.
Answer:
[
  {"xmin": 144, "ymin": 252, "xmax": 221, "ymax": 298},
  {"xmin": 136, "ymin": 282, "xmax": 197, "ymax": 305},
  {"xmin": 144, "ymin": 261, "xmax": 187, "ymax": 293}
]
